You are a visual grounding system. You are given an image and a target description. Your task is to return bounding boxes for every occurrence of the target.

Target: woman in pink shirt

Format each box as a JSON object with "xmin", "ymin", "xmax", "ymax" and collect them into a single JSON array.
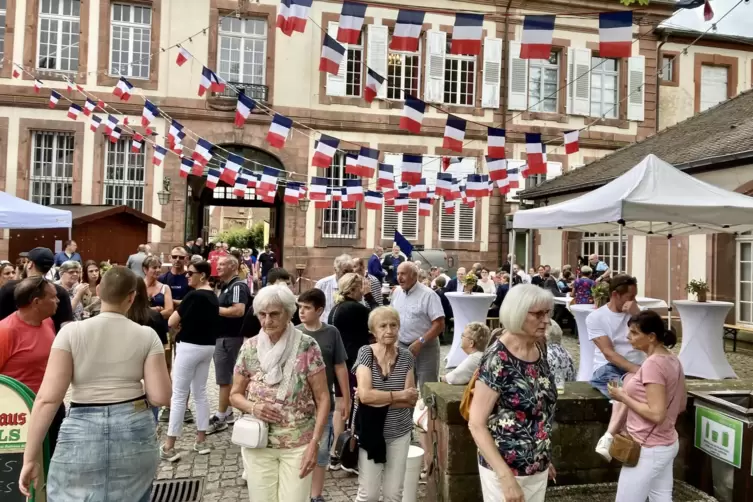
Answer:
[{"xmin": 608, "ymin": 310, "xmax": 687, "ymax": 502}]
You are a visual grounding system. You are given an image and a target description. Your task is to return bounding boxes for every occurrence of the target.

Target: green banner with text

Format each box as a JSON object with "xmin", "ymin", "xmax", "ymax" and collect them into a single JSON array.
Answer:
[{"xmin": 694, "ymin": 405, "xmax": 743, "ymax": 469}]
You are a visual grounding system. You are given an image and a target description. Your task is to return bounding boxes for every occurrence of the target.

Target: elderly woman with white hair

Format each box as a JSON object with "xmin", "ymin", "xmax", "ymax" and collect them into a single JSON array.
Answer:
[
  {"xmin": 230, "ymin": 285, "xmax": 331, "ymax": 502},
  {"xmin": 545, "ymin": 320, "xmax": 576, "ymax": 387},
  {"xmin": 468, "ymin": 285, "xmax": 558, "ymax": 502},
  {"xmin": 56, "ymin": 260, "xmax": 87, "ymax": 320}
]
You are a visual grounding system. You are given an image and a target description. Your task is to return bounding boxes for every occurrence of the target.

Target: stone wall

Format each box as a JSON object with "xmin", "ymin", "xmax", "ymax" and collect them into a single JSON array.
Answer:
[{"xmin": 424, "ymin": 379, "xmax": 753, "ymax": 502}]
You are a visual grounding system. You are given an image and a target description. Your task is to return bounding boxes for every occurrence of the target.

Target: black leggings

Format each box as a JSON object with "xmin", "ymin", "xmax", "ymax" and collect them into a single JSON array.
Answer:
[{"xmin": 48, "ymin": 403, "xmax": 67, "ymax": 458}]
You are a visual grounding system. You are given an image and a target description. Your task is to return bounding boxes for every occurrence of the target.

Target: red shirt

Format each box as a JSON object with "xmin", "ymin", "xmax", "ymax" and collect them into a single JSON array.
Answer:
[
  {"xmin": 0, "ymin": 313, "xmax": 55, "ymax": 393},
  {"xmin": 208, "ymin": 249, "xmax": 228, "ymax": 277}
]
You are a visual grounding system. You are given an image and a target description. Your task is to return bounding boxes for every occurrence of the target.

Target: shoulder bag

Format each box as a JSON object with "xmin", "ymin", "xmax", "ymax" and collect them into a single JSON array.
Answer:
[
  {"xmin": 459, "ymin": 369, "xmax": 480, "ymax": 422},
  {"xmin": 231, "ymin": 329, "xmax": 303, "ymax": 449},
  {"xmin": 334, "ymin": 346, "xmax": 372, "ymax": 469}
]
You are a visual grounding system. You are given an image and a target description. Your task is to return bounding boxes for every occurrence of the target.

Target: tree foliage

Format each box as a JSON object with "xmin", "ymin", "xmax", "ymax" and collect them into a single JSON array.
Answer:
[{"xmin": 215, "ymin": 221, "xmax": 265, "ymax": 250}]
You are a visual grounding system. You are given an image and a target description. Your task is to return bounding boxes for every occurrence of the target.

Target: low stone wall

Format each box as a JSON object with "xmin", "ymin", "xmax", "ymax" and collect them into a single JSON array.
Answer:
[{"xmin": 424, "ymin": 379, "xmax": 753, "ymax": 502}]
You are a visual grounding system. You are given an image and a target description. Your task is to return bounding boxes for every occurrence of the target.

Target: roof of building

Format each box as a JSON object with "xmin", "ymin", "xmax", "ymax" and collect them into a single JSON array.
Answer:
[
  {"xmin": 51, "ymin": 204, "xmax": 166, "ymax": 228},
  {"xmin": 520, "ymin": 88, "xmax": 753, "ymax": 199},
  {"xmin": 656, "ymin": 26, "xmax": 753, "ymax": 47}
]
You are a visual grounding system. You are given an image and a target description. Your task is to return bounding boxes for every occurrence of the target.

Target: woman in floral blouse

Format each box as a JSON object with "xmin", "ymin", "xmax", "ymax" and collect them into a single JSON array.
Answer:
[
  {"xmin": 468, "ymin": 284, "xmax": 557, "ymax": 502},
  {"xmin": 230, "ymin": 285, "xmax": 331, "ymax": 502}
]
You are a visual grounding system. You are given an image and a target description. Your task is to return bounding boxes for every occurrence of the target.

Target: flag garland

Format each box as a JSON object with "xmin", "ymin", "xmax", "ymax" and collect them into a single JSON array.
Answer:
[
  {"xmin": 312, "ymin": 135, "xmax": 340, "ymax": 168},
  {"xmin": 176, "ymin": 47, "xmax": 192, "ymax": 66},
  {"xmin": 90, "ymin": 115, "xmax": 102, "ymax": 132},
  {"xmin": 193, "ymin": 138, "xmax": 214, "ymax": 167},
  {"xmin": 377, "ymin": 164, "xmax": 394, "ymax": 189},
  {"xmin": 451, "ymin": 13, "xmax": 484, "ymax": 56},
  {"xmin": 401, "ymin": 154, "xmax": 422, "ymax": 184},
  {"xmin": 364, "ymin": 190, "xmax": 383, "ymax": 210},
  {"xmin": 488, "ymin": 127, "xmax": 506, "ymax": 158},
  {"xmin": 84, "ymin": 99, "xmax": 96, "ymax": 117},
  {"xmin": 142, "ymin": 100, "xmax": 159, "ymax": 127},
  {"xmin": 206, "ymin": 166, "xmax": 221, "ymax": 189},
  {"xmin": 266, "ymin": 114, "xmax": 293, "ymax": 148},
  {"xmin": 277, "ymin": 0, "xmax": 313, "ymax": 36},
  {"xmin": 319, "ymin": 34, "xmax": 346, "ymax": 75},
  {"xmin": 113, "ymin": 77, "xmax": 133, "ymax": 101},
  {"xmin": 400, "ymin": 95, "xmax": 425, "ymax": 134},
  {"xmin": 598, "ymin": 12, "xmax": 632, "ymax": 58},
  {"xmin": 338, "ymin": 2, "xmax": 367, "ymax": 44},
  {"xmin": 521, "ymin": 15, "xmax": 555, "ymax": 59},
  {"xmin": 67, "ymin": 104, "xmax": 82, "ymax": 120},
  {"xmin": 525, "ymin": 133, "xmax": 546, "ymax": 175},
  {"xmin": 356, "ymin": 147, "xmax": 379, "ymax": 178},
  {"xmin": 49, "ymin": 91, "xmax": 61, "ymax": 108},
  {"xmin": 564, "ymin": 130, "xmax": 579, "ymax": 154},
  {"xmin": 364, "ymin": 69, "xmax": 385, "ymax": 103},
  {"xmin": 443, "ymin": 115, "xmax": 466, "ymax": 153},
  {"xmin": 391, "ymin": 10, "xmax": 425, "ymax": 52},
  {"xmin": 153, "ymin": 145, "xmax": 166, "ymax": 166},
  {"xmin": 220, "ymin": 153, "xmax": 244, "ymax": 185},
  {"xmin": 199, "ymin": 66, "xmax": 225, "ymax": 96},
  {"xmin": 235, "ymin": 93, "xmax": 256, "ymax": 127},
  {"xmin": 131, "ymin": 133, "xmax": 144, "ymax": 153}
]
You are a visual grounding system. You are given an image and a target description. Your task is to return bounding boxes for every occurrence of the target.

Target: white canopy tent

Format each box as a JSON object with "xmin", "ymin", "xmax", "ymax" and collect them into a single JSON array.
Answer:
[
  {"xmin": 0, "ymin": 191, "xmax": 72, "ymax": 229},
  {"xmin": 512, "ymin": 154, "xmax": 753, "ymax": 321}
]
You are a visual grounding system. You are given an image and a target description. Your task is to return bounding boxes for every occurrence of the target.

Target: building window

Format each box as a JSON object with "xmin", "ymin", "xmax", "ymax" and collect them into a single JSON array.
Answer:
[
  {"xmin": 737, "ymin": 236, "xmax": 753, "ymax": 323},
  {"xmin": 38, "ymin": 0, "xmax": 80, "ymax": 73},
  {"xmin": 0, "ymin": 0, "xmax": 7, "ymax": 62},
  {"xmin": 30, "ymin": 131, "xmax": 74, "ymax": 206},
  {"xmin": 661, "ymin": 56, "xmax": 674, "ymax": 82},
  {"xmin": 322, "ymin": 153, "xmax": 358, "ymax": 239},
  {"xmin": 218, "ymin": 17, "xmax": 267, "ymax": 88},
  {"xmin": 345, "ymin": 31, "xmax": 363, "ymax": 97},
  {"xmin": 529, "ymin": 51, "xmax": 559, "ymax": 112},
  {"xmin": 581, "ymin": 232, "xmax": 627, "ymax": 274},
  {"xmin": 700, "ymin": 65, "xmax": 729, "ymax": 112},
  {"xmin": 590, "ymin": 57, "xmax": 618, "ymax": 118},
  {"xmin": 438, "ymin": 157, "xmax": 476, "ymax": 242},
  {"xmin": 104, "ymin": 137, "xmax": 146, "ymax": 211},
  {"xmin": 524, "ymin": 173, "xmax": 546, "ymax": 191},
  {"xmin": 444, "ymin": 36, "xmax": 475, "ymax": 106},
  {"xmin": 387, "ymin": 37, "xmax": 420, "ymax": 101},
  {"xmin": 110, "ymin": 3, "xmax": 151, "ymax": 79}
]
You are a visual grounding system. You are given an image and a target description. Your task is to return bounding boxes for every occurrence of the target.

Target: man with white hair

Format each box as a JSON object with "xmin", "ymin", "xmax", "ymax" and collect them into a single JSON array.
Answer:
[
  {"xmin": 314, "ymin": 254, "xmax": 354, "ymax": 323},
  {"xmin": 368, "ymin": 246, "xmax": 384, "ymax": 281},
  {"xmin": 589, "ymin": 253, "xmax": 610, "ymax": 282},
  {"xmin": 446, "ymin": 267, "xmax": 467, "ymax": 293}
]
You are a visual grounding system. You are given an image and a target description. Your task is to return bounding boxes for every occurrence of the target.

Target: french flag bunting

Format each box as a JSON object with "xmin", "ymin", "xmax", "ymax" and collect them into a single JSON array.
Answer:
[
  {"xmin": 525, "ymin": 133, "xmax": 546, "ymax": 175},
  {"xmin": 153, "ymin": 145, "xmax": 166, "ymax": 166},
  {"xmin": 259, "ymin": 167, "xmax": 280, "ymax": 193},
  {"xmin": 356, "ymin": 147, "xmax": 379, "ymax": 178},
  {"xmin": 401, "ymin": 154, "xmax": 422, "ymax": 184},
  {"xmin": 447, "ymin": 180, "xmax": 461, "ymax": 201},
  {"xmin": 409, "ymin": 178, "xmax": 428, "ymax": 199},
  {"xmin": 131, "ymin": 133, "xmax": 144, "ymax": 153},
  {"xmin": 49, "ymin": 91, "xmax": 61, "ymax": 108},
  {"xmin": 199, "ymin": 66, "xmax": 225, "ymax": 97},
  {"xmin": 488, "ymin": 127, "xmax": 506, "ymax": 158},
  {"xmin": 312, "ymin": 135, "xmax": 340, "ymax": 168},
  {"xmin": 364, "ymin": 190, "xmax": 383, "ymax": 210},
  {"xmin": 508, "ymin": 165, "xmax": 520, "ymax": 189},
  {"xmin": 599, "ymin": 12, "xmax": 632, "ymax": 58},
  {"xmin": 104, "ymin": 115, "xmax": 119, "ymax": 135},
  {"xmin": 399, "ymin": 95, "xmax": 425, "ymax": 134},
  {"xmin": 235, "ymin": 93, "xmax": 256, "ymax": 127},
  {"xmin": 309, "ymin": 177, "xmax": 328, "ymax": 200},
  {"xmin": 234, "ymin": 170, "xmax": 251, "ymax": 196},
  {"xmin": 220, "ymin": 153, "xmax": 243, "ymax": 185},
  {"xmin": 247, "ymin": 172, "xmax": 259, "ymax": 189},
  {"xmin": 168, "ymin": 120, "xmax": 184, "ymax": 146},
  {"xmin": 34, "ymin": 79, "xmax": 44, "ymax": 93},
  {"xmin": 284, "ymin": 182, "xmax": 303, "ymax": 204},
  {"xmin": 466, "ymin": 174, "xmax": 488, "ymax": 198},
  {"xmin": 319, "ymin": 34, "xmax": 346, "ymax": 75},
  {"xmin": 266, "ymin": 114, "xmax": 293, "ymax": 148},
  {"xmin": 521, "ymin": 15, "xmax": 555, "ymax": 59},
  {"xmin": 66, "ymin": 79, "xmax": 74, "ymax": 94},
  {"xmin": 193, "ymin": 138, "xmax": 214, "ymax": 166},
  {"xmin": 435, "ymin": 172, "xmax": 454, "ymax": 198},
  {"xmin": 176, "ymin": 47, "xmax": 192, "ymax": 67},
  {"xmin": 364, "ymin": 68, "xmax": 385, "ymax": 103},
  {"xmin": 345, "ymin": 153, "xmax": 359, "ymax": 176},
  {"xmin": 345, "ymin": 179, "xmax": 364, "ymax": 201},
  {"xmin": 442, "ymin": 156, "xmax": 463, "ymax": 171},
  {"xmin": 90, "ymin": 115, "xmax": 103, "ymax": 133},
  {"xmin": 564, "ymin": 130, "xmax": 580, "ymax": 154},
  {"xmin": 113, "ymin": 77, "xmax": 133, "ymax": 101},
  {"xmin": 419, "ymin": 198, "xmax": 432, "ymax": 216},
  {"xmin": 338, "ymin": 2, "xmax": 367, "ymax": 44},
  {"xmin": 83, "ymin": 99, "xmax": 96, "ymax": 117},
  {"xmin": 383, "ymin": 186, "xmax": 398, "ymax": 201},
  {"xmin": 12, "ymin": 67, "xmax": 19, "ymax": 79},
  {"xmin": 67, "ymin": 103, "xmax": 82, "ymax": 120},
  {"xmin": 109, "ymin": 126, "xmax": 122, "ymax": 143},
  {"xmin": 444, "ymin": 200, "xmax": 457, "ymax": 214},
  {"xmin": 206, "ymin": 167, "xmax": 221, "ymax": 189},
  {"xmin": 487, "ymin": 157, "xmax": 507, "ymax": 182},
  {"xmin": 496, "ymin": 176, "xmax": 510, "ymax": 195},
  {"xmin": 142, "ymin": 100, "xmax": 159, "ymax": 127},
  {"xmin": 180, "ymin": 157, "xmax": 194, "ymax": 178},
  {"xmin": 451, "ymin": 13, "xmax": 484, "ymax": 56},
  {"xmin": 260, "ymin": 190, "xmax": 277, "ymax": 204},
  {"xmin": 277, "ymin": 0, "xmax": 313, "ymax": 37},
  {"xmin": 443, "ymin": 115, "xmax": 466, "ymax": 153},
  {"xmin": 394, "ymin": 194, "xmax": 409, "ymax": 213},
  {"xmin": 377, "ymin": 163, "xmax": 394, "ymax": 189},
  {"xmin": 391, "ymin": 10, "xmax": 425, "ymax": 52},
  {"xmin": 173, "ymin": 140, "xmax": 185, "ymax": 156},
  {"xmin": 331, "ymin": 187, "xmax": 343, "ymax": 202}
]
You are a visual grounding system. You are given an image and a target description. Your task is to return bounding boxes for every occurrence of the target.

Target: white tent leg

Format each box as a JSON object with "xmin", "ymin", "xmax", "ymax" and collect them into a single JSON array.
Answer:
[
  {"xmin": 510, "ymin": 229, "xmax": 517, "ymax": 268},
  {"xmin": 617, "ymin": 224, "xmax": 623, "ymax": 273},
  {"xmin": 667, "ymin": 236, "xmax": 672, "ymax": 326}
]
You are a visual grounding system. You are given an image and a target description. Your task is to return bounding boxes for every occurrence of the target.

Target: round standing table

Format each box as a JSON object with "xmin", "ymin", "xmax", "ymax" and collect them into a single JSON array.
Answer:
[
  {"xmin": 445, "ymin": 292, "xmax": 496, "ymax": 368},
  {"xmin": 674, "ymin": 300, "xmax": 737, "ymax": 379},
  {"xmin": 570, "ymin": 304, "xmax": 597, "ymax": 382}
]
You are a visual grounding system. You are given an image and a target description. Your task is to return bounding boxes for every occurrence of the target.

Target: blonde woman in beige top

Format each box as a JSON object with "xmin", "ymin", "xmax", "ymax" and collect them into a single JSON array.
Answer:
[{"xmin": 19, "ymin": 266, "xmax": 172, "ymax": 502}]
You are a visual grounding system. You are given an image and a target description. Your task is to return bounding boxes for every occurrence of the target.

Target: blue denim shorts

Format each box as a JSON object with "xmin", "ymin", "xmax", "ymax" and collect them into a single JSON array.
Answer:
[
  {"xmin": 317, "ymin": 410, "xmax": 335, "ymax": 467},
  {"xmin": 47, "ymin": 399, "xmax": 159, "ymax": 502},
  {"xmin": 590, "ymin": 363, "xmax": 627, "ymax": 398}
]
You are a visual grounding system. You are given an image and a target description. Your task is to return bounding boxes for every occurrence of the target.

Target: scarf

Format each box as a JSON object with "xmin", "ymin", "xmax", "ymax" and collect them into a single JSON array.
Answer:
[{"xmin": 256, "ymin": 323, "xmax": 296, "ymax": 386}]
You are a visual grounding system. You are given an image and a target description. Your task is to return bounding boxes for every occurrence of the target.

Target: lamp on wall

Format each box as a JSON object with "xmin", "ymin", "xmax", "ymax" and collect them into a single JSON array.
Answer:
[
  {"xmin": 299, "ymin": 198, "xmax": 310, "ymax": 212},
  {"xmin": 157, "ymin": 177, "xmax": 171, "ymax": 206}
]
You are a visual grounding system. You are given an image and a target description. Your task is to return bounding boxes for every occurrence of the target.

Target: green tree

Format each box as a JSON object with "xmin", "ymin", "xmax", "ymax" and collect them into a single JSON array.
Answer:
[{"xmin": 215, "ymin": 221, "xmax": 266, "ymax": 250}]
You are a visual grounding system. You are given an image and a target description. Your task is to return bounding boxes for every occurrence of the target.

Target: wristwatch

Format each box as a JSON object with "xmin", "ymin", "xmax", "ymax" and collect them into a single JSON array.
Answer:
[{"xmin": 418, "ymin": 336, "xmax": 426, "ymax": 344}]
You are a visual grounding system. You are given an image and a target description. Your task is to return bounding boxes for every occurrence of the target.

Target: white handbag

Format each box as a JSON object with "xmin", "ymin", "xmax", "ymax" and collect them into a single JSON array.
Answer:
[{"xmin": 232, "ymin": 330, "xmax": 302, "ymax": 449}]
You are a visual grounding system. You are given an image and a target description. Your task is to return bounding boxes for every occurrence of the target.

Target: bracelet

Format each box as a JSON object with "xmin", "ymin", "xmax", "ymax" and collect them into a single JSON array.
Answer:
[{"xmin": 390, "ymin": 391, "xmax": 394, "ymax": 404}]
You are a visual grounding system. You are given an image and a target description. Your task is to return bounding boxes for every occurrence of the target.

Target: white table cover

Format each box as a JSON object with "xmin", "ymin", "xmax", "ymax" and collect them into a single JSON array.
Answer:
[
  {"xmin": 570, "ymin": 304, "xmax": 597, "ymax": 382},
  {"xmin": 675, "ymin": 300, "xmax": 737, "ymax": 379},
  {"xmin": 445, "ymin": 293, "xmax": 496, "ymax": 368},
  {"xmin": 553, "ymin": 296, "xmax": 668, "ymax": 309}
]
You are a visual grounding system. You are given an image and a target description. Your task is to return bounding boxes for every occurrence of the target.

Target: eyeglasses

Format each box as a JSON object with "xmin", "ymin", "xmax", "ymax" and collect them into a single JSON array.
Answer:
[
  {"xmin": 186, "ymin": 271, "xmax": 195, "ymax": 277},
  {"xmin": 171, "ymin": 255, "xmax": 186, "ymax": 260},
  {"xmin": 528, "ymin": 309, "xmax": 552, "ymax": 320}
]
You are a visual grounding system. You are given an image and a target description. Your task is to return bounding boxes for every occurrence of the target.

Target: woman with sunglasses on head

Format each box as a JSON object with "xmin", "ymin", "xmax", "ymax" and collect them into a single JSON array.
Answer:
[{"xmin": 160, "ymin": 261, "xmax": 220, "ymax": 460}]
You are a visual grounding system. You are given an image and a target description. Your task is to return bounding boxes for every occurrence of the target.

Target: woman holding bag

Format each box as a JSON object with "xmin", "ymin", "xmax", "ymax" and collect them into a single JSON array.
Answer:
[
  {"xmin": 608, "ymin": 310, "xmax": 686, "ymax": 502},
  {"xmin": 229, "ymin": 285, "xmax": 331, "ymax": 502}
]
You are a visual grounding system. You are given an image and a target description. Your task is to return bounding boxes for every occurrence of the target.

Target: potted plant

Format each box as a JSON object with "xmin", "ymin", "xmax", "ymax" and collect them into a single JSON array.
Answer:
[
  {"xmin": 592, "ymin": 282, "xmax": 610, "ymax": 308},
  {"xmin": 686, "ymin": 279, "xmax": 709, "ymax": 302},
  {"xmin": 463, "ymin": 274, "xmax": 479, "ymax": 294}
]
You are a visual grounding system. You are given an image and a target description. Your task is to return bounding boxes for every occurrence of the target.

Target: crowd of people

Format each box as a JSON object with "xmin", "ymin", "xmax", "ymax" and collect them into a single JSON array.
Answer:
[{"xmin": 0, "ymin": 238, "xmax": 687, "ymax": 502}]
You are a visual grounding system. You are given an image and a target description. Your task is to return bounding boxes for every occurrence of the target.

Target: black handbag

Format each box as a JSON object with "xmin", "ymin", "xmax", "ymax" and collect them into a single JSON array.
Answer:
[{"xmin": 334, "ymin": 393, "xmax": 359, "ymax": 469}]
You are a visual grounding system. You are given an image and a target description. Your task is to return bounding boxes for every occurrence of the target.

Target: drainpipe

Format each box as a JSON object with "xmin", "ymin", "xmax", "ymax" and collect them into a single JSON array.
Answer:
[
  {"xmin": 498, "ymin": 0, "xmax": 513, "ymax": 267},
  {"xmin": 656, "ymin": 32, "xmax": 669, "ymax": 133}
]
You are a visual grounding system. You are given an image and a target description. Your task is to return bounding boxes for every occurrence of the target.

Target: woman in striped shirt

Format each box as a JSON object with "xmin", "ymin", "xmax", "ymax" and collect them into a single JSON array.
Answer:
[{"xmin": 353, "ymin": 307, "xmax": 418, "ymax": 502}]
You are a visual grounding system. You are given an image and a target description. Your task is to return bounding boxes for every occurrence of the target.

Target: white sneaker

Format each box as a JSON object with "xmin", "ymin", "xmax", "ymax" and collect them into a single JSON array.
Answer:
[{"xmin": 595, "ymin": 432, "xmax": 614, "ymax": 462}]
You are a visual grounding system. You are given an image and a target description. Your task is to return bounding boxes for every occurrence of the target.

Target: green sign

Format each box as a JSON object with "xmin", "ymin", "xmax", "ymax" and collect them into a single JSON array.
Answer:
[{"xmin": 694, "ymin": 405, "xmax": 743, "ymax": 469}]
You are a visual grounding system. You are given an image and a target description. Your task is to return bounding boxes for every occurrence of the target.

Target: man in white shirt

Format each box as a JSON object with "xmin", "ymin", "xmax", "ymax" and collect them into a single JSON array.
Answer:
[
  {"xmin": 314, "ymin": 254, "xmax": 354, "ymax": 323},
  {"xmin": 429, "ymin": 266, "xmax": 451, "ymax": 289},
  {"xmin": 586, "ymin": 274, "xmax": 644, "ymax": 461}
]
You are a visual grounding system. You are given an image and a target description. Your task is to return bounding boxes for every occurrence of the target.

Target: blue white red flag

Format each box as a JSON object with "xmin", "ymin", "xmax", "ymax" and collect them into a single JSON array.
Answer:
[
  {"xmin": 451, "ymin": 13, "xmax": 484, "ymax": 56},
  {"xmin": 364, "ymin": 190, "xmax": 383, "ymax": 210},
  {"xmin": 199, "ymin": 67, "xmax": 225, "ymax": 96},
  {"xmin": 521, "ymin": 15, "xmax": 555, "ymax": 59},
  {"xmin": 152, "ymin": 145, "xmax": 166, "ymax": 166},
  {"xmin": 599, "ymin": 12, "xmax": 632, "ymax": 58},
  {"xmin": 113, "ymin": 77, "xmax": 133, "ymax": 101},
  {"xmin": 399, "ymin": 95, "xmax": 425, "ymax": 134},
  {"xmin": 364, "ymin": 68, "xmax": 385, "ymax": 103},
  {"xmin": 356, "ymin": 147, "xmax": 379, "ymax": 178},
  {"xmin": 319, "ymin": 34, "xmax": 346, "ymax": 75},
  {"xmin": 377, "ymin": 163, "xmax": 394, "ymax": 189},
  {"xmin": 525, "ymin": 133, "xmax": 546, "ymax": 175},
  {"xmin": 266, "ymin": 114, "xmax": 293, "ymax": 148},
  {"xmin": 488, "ymin": 127, "xmax": 506, "ymax": 158},
  {"xmin": 276, "ymin": 0, "xmax": 313, "ymax": 36},
  {"xmin": 142, "ymin": 100, "xmax": 159, "ymax": 127},
  {"xmin": 338, "ymin": 2, "xmax": 367, "ymax": 44},
  {"xmin": 443, "ymin": 115, "xmax": 466, "ymax": 153},
  {"xmin": 235, "ymin": 93, "xmax": 256, "ymax": 127},
  {"xmin": 312, "ymin": 134, "xmax": 340, "ymax": 168},
  {"xmin": 401, "ymin": 154, "xmax": 422, "ymax": 184},
  {"xmin": 391, "ymin": 10, "xmax": 424, "ymax": 52},
  {"xmin": 206, "ymin": 167, "xmax": 221, "ymax": 189}
]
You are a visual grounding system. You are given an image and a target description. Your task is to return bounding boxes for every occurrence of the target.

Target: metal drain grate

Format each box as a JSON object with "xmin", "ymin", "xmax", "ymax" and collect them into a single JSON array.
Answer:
[{"xmin": 151, "ymin": 477, "xmax": 204, "ymax": 502}]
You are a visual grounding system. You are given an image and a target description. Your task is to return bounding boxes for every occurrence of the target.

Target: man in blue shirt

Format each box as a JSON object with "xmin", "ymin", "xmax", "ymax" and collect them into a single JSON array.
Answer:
[
  {"xmin": 589, "ymin": 253, "xmax": 611, "ymax": 282},
  {"xmin": 53, "ymin": 240, "xmax": 82, "ymax": 266},
  {"xmin": 159, "ymin": 246, "xmax": 191, "ymax": 305},
  {"xmin": 367, "ymin": 245, "xmax": 384, "ymax": 281}
]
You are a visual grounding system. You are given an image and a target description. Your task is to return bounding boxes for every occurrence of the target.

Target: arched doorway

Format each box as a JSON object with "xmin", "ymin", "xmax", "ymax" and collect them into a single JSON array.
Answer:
[{"xmin": 184, "ymin": 145, "xmax": 286, "ymax": 263}]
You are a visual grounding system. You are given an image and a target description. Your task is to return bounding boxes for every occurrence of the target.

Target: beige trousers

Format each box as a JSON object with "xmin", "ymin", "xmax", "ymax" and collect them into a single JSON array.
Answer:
[{"xmin": 241, "ymin": 444, "xmax": 312, "ymax": 502}]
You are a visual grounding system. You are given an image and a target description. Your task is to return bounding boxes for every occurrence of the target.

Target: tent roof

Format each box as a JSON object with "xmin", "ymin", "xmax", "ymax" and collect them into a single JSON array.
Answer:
[
  {"xmin": 512, "ymin": 154, "xmax": 753, "ymax": 235},
  {"xmin": 51, "ymin": 204, "xmax": 166, "ymax": 228},
  {"xmin": 0, "ymin": 191, "xmax": 72, "ymax": 229}
]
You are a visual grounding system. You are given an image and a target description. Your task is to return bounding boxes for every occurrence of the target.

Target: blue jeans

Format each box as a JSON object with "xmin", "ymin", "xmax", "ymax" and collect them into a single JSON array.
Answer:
[
  {"xmin": 590, "ymin": 363, "xmax": 627, "ymax": 398},
  {"xmin": 48, "ymin": 400, "xmax": 159, "ymax": 502},
  {"xmin": 317, "ymin": 410, "xmax": 335, "ymax": 467}
]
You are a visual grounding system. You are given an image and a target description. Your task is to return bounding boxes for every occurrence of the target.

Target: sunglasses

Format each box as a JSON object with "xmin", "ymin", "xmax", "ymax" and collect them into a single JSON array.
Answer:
[{"xmin": 171, "ymin": 255, "xmax": 186, "ymax": 260}]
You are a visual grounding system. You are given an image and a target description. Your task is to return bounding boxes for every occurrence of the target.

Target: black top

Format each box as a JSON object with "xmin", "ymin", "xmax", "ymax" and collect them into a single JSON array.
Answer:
[
  {"xmin": 258, "ymin": 252, "xmax": 276, "ymax": 275},
  {"xmin": 531, "ymin": 275, "xmax": 545, "ymax": 287},
  {"xmin": 435, "ymin": 288, "xmax": 454, "ymax": 320},
  {"xmin": 146, "ymin": 309, "xmax": 168, "ymax": 344},
  {"xmin": 217, "ymin": 276, "xmax": 250, "ymax": 338},
  {"xmin": 177, "ymin": 289, "xmax": 220, "ymax": 345},
  {"xmin": 328, "ymin": 299, "xmax": 372, "ymax": 370},
  {"xmin": 0, "ymin": 279, "xmax": 74, "ymax": 333},
  {"xmin": 493, "ymin": 284, "xmax": 509, "ymax": 309}
]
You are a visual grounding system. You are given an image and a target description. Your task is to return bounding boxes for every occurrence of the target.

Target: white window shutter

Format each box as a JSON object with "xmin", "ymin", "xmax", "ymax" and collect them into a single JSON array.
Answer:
[
  {"xmin": 381, "ymin": 204, "xmax": 399, "ymax": 240},
  {"xmin": 546, "ymin": 161, "xmax": 563, "ymax": 180},
  {"xmin": 481, "ymin": 37, "xmax": 502, "ymax": 109},
  {"xmin": 627, "ymin": 55, "xmax": 645, "ymax": 122},
  {"xmin": 458, "ymin": 205, "xmax": 475, "ymax": 242},
  {"xmin": 424, "ymin": 30, "xmax": 446, "ymax": 104},
  {"xmin": 572, "ymin": 47, "xmax": 591, "ymax": 116},
  {"xmin": 507, "ymin": 41, "xmax": 528, "ymax": 111},
  {"xmin": 566, "ymin": 47, "xmax": 574, "ymax": 114},
  {"xmin": 368, "ymin": 25, "xmax": 389, "ymax": 100},
  {"xmin": 326, "ymin": 22, "xmax": 346, "ymax": 97},
  {"xmin": 439, "ymin": 209, "xmax": 455, "ymax": 241},
  {"xmin": 402, "ymin": 201, "xmax": 419, "ymax": 240}
]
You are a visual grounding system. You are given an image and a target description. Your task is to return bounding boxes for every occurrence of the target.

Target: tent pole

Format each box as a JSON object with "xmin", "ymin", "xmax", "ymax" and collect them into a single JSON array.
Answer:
[
  {"xmin": 667, "ymin": 234, "xmax": 672, "ymax": 327},
  {"xmin": 510, "ymin": 228, "xmax": 517, "ymax": 270},
  {"xmin": 617, "ymin": 223, "xmax": 623, "ymax": 274}
]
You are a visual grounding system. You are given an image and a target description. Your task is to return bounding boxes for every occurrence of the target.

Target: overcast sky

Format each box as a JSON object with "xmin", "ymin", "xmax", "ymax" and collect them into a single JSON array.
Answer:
[{"xmin": 662, "ymin": 0, "xmax": 753, "ymax": 37}]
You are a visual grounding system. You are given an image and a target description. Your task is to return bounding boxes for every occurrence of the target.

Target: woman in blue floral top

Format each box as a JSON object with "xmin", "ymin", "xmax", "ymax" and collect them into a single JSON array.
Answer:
[{"xmin": 468, "ymin": 284, "xmax": 557, "ymax": 502}]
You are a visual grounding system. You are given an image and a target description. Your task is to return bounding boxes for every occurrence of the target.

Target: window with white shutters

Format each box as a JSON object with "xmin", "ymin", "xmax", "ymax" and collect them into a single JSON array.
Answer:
[
  {"xmin": 424, "ymin": 30, "xmax": 446, "ymax": 103},
  {"xmin": 590, "ymin": 57, "xmax": 618, "ymax": 118},
  {"xmin": 387, "ymin": 34, "xmax": 420, "ymax": 101},
  {"xmin": 38, "ymin": 0, "xmax": 81, "ymax": 73},
  {"xmin": 30, "ymin": 131, "xmax": 74, "ymax": 205},
  {"xmin": 104, "ymin": 137, "xmax": 146, "ymax": 211},
  {"xmin": 110, "ymin": 3, "xmax": 151, "ymax": 79},
  {"xmin": 627, "ymin": 56, "xmax": 645, "ymax": 121},
  {"xmin": 439, "ymin": 158, "xmax": 476, "ymax": 242},
  {"xmin": 382, "ymin": 153, "xmax": 419, "ymax": 240},
  {"xmin": 444, "ymin": 35, "xmax": 476, "ymax": 106},
  {"xmin": 700, "ymin": 65, "xmax": 728, "ymax": 112},
  {"xmin": 368, "ymin": 25, "xmax": 388, "ymax": 100},
  {"xmin": 481, "ymin": 37, "xmax": 502, "ymax": 108},
  {"xmin": 325, "ymin": 22, "xmax": 362, "ymax": 97},
  {"xmin": 528, "ymin": 51, "xmax": 559, "ymax": 112},
  {"xmin": 507, "ymin": 41, "xmax": 528, "ymax": 111}
]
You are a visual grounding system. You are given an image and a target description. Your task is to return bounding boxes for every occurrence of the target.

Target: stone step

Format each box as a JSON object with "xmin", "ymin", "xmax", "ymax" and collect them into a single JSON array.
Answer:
[{"xmin": 546, "ymin": 481, "xmax": 716, "ymax": 502}]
